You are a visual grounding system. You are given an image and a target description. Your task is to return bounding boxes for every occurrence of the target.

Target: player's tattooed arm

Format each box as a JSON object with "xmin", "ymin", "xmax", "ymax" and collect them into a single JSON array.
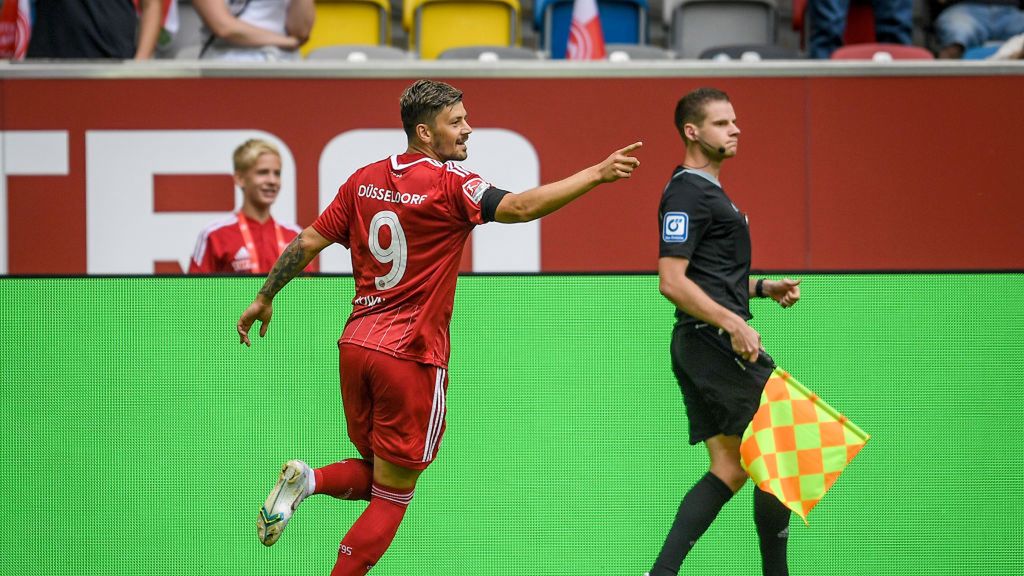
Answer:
[
  {"xmin": 257, "ymin": 227, "xmax": 332, "ymax": 300},
  {"xmin": 258, "ymin": 238, "xmax": 305, "ymax": 299}
]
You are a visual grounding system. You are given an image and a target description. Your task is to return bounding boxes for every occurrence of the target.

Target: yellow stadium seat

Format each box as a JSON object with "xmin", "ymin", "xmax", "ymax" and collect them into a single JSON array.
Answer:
[
  {"xmin": 301, "ymin": 0, "xmax": 391, "ymax": 57},
  {"xmin": 404, "ymin": 0, "xmax": 520, "ymax": 60}
]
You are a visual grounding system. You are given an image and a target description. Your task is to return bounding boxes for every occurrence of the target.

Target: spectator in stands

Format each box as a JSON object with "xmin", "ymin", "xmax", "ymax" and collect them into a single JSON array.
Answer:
[
  {"xmin": 193, "ymin": 0, "xmax": 315, "ymax": 61},
  {"xmin": 808, "ymin": 0, "xmax": 915, "ymax": 58},
  {"xmin": 932, "ymin": 0, "xmax": 1024, "ymax": 58},
  {"xmin": 26, "ymin": 0, "xmax": 163, "ymax": 59},
  {"xmin": 189, "ymin": 139, "xmax": 306, "ymax": 274}
]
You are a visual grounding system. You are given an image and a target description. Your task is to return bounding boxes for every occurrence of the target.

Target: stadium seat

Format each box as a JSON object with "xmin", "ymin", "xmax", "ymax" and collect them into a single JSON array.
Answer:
[
  {"xmin": 791, "ymin": 0, "xmax": 876, "ymax": 50},
  {"xmin": 605, "ymin": 43, "xmax": 671, "ymax": 60},
  {"xmin": 534, "ymin": 0, "xmax": 648, "ymax": 59},
  {"xmin": 305, "ymin": 44, "xmax": 414, "ymax": 60},
  {"xmin": 698, "ymin": 43, "xmax": 801, "ymax": 60},
  {"xmin": 405, "ymin": 0, "xmax": 520, "ymax": 60},
  {"xmin": 830, "ymin": 42, "xmax": 934, "ymax": 59},
  {"xmin": 300, "ymin": 0, "xmax": 391, "ymax": 57},
  {"xmin": 174, "ymin": 44, "xmax": 203, "ymax": 59},
  {"xmin": 437, "ymin": 45, "xmax": 541, "ymax": 59},
  {"xmin": 667, "ymin": 0, "xmax": 777, "ymax": 59}
]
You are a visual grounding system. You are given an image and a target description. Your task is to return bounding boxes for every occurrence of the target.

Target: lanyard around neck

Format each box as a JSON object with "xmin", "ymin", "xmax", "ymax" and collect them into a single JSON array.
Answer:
[{"xmin": 236, "ymin": 212, "xmax": 286, "ymax": 274}]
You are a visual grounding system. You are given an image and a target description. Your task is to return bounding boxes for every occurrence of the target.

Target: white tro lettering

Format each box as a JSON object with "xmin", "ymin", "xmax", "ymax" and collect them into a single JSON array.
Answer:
[{"xmin": 368, "ymin": 210, "xmax": 407, "ymax": 290}]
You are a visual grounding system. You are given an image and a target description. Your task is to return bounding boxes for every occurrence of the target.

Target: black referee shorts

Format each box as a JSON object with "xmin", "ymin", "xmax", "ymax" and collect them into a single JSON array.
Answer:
[{"xmin": 670, "ymin": 322, "xmax": 776, "ymax": 445}]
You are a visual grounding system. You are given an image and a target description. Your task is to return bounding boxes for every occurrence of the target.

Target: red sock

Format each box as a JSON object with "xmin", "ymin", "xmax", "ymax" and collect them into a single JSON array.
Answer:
[
  {"xmin": 313, "ymin": 459, "xmax": 373, "ymax": 501},
  {"xmin": 329, "ymin": 482, "xmax": 414, "ymax": 576}
]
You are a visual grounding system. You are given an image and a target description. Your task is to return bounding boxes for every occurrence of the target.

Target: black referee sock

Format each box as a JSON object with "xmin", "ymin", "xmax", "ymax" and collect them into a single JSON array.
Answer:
[
  {"xmin": 650, "ymin": 472, "xmax": 735, "ymax": 576},
  {"xmin": 754, "ymin": 486, "xmax": 791, "ymax": 576}
]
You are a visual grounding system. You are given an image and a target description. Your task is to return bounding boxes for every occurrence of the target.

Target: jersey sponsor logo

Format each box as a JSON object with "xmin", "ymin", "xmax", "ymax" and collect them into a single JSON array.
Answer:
[
  {"xmin": 357, "ymin": 183, "xmax": 427, "ymax": 205},
  {"xmin": 353, "ymin": 294, "xmax": 386, "ymax": 307},
  {"xmin": 462, "ymin": 177, "xmax": 490, "ymax": 204},
  {"xmin": 663, "ymin": 212, "xmax": 689, "ymax": 243}
]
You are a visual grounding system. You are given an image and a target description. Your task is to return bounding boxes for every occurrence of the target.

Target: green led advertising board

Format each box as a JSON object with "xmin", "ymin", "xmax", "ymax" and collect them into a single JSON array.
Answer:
[{"xmin": 1, "ymin": 274, "xmax": 1021, "ymax": 575}]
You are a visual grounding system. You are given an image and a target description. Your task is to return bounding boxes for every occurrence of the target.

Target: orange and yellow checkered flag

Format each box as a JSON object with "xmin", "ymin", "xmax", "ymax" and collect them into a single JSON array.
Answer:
[{"xmin": 740, "ymin": 368, "xmax": 869, "ymax": 524}]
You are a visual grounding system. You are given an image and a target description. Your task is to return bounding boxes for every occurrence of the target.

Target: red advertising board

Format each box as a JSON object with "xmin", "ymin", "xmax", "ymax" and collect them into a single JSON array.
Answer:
[{"xmin": 2, "ymin": 72, "xmax": 1022, "ymax": 274}]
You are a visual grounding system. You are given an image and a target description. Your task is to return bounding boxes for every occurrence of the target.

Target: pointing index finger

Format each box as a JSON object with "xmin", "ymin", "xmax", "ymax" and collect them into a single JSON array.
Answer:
[{"xmin": 618, "ymin": 141, "xmax": 643, "ymax": 155}]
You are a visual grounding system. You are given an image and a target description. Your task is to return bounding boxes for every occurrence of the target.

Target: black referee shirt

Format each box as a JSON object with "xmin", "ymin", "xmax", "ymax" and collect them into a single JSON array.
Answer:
[{"xmin": 658, "ymin": 167, "xmax": 752, "ymax": 326}]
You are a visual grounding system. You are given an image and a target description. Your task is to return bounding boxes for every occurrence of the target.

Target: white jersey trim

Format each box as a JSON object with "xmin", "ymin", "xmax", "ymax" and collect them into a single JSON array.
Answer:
[
  {"xmin": 444, "ymin": 162, "xmax": 471, "ymax": 177},
  {"xmin": 390, "ymin": 155, "xmax": 443, "ymax": 171},
  {"xmin": 422, "ymin": 367, "xmax": 447, "ymax": 462},
  {"xmin": 191, "ymin": 214, "xmax": 239, "ymax": 266},
  {"xmin": 371, "ymin": 485, "xmax": 414, "ymax": 505}
]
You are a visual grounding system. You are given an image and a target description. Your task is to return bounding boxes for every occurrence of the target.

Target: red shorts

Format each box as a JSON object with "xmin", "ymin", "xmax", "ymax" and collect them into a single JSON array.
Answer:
[{"xmin": 339, "ymin": 343, "xmax": 448, "ymax": 471}]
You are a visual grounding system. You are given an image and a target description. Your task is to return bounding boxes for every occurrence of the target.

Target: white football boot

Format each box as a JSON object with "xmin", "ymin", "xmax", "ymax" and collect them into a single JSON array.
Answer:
[{"xmin": 257, "ymin": 460, "xmax": 314, "ymax": 546}]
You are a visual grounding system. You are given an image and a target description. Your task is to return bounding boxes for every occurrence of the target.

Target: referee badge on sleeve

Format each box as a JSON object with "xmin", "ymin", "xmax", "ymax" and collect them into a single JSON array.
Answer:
[{"xmin": 663, "ymin": 212, "xmax": 689, "ymax": 243}]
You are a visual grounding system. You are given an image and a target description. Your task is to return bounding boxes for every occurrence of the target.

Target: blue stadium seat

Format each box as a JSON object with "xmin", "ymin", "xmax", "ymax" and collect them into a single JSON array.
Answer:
[{"xmin": 534, "ymin": 0, "xmax": 648, "ymax": 59}]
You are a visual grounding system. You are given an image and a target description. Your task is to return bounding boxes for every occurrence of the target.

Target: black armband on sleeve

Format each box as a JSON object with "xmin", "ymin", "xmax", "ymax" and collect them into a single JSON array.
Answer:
[{"xmin": 481, "ymin": 186, "xmax": 512, "ymax": 223}]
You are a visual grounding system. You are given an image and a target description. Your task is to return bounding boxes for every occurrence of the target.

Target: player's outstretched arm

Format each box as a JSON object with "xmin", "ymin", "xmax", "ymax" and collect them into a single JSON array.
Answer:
[
  {"xmin": 493, "ymin": 141, "xmax": 642, "ymax": 224},
  {"xmin": 237, "ymin": 226, "xmax": 331, "ymax": 346}
]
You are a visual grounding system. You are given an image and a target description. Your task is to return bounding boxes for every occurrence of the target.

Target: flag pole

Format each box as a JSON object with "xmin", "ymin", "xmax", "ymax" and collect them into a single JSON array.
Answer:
[{"xmin": 772, "ymin": 368, "xmax": 871, "ymax": 442}]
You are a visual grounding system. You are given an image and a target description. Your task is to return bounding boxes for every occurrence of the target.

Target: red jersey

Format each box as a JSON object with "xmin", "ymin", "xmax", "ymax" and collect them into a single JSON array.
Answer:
[
  {"xmin": 313, "ymin": 153, "xmax": 494, "ymax": 368},
  {"xmin": 189, "ymin": 213, "xmax": 301, "ymax": 274}
]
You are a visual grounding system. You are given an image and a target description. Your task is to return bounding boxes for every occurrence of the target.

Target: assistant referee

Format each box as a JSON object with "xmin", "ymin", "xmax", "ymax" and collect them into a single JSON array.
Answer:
[{"xmin": 648, "ymin": 87, "xmax": 802, "ymax": 576}]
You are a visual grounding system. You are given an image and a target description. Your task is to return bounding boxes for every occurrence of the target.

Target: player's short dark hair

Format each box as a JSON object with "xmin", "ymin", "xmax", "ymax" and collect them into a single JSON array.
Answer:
[
  {"xmin": 400, "ymin": 79, "xmax": 464, "ymax": 138},
  {"xmin": 674, "ymin": 87, "xmax": 731, "ymax": 142}
]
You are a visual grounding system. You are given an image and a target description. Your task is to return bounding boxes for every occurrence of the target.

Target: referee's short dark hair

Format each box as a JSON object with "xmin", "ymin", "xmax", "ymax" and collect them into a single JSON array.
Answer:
[
  {"xmin": 675, "ymin": 87, "xmax": 731, "ymax": 142},
  {"xmin": 400, "ymin": 79, "xmax": 464, "ymax": 138}
]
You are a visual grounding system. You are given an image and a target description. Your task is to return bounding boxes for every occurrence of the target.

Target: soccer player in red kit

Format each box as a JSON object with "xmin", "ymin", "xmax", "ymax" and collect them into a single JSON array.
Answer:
[
  {"xmin": 189, "ymin": 139, "xmax": 303, "ymax": 274},
  {"xmin": 237, "ymin": 79, "xmax": 642, "ymax": 575}
]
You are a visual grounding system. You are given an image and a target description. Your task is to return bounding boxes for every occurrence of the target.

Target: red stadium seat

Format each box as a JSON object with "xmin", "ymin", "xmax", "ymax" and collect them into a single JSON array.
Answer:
[{"xmin": 831, "ymin": 42, "xmax": 934, "ymax": 59}]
